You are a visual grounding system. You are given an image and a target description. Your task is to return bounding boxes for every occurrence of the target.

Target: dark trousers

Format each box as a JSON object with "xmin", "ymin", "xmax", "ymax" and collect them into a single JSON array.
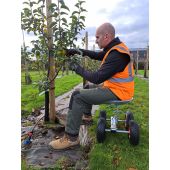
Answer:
[{"xmin": 65, "ymin": 87, "xmax": 119, "ymax": 135}]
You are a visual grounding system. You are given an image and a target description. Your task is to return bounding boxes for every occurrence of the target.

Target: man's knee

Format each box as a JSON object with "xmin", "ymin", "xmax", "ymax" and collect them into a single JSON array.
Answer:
[{"xmin": 69, "ymin": 90, "xmax": 80, "ymax": 109}]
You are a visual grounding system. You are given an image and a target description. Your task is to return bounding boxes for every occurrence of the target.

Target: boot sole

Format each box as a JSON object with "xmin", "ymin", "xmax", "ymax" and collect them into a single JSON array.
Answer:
[{"xmin": 81, "ymin": 120, "xmax": 93, "ymax": 126}]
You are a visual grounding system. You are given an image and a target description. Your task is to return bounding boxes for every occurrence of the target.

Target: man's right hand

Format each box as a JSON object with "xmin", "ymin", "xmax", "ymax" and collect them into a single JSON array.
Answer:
[{"xmin": 66, "ymin": 49, "xmax": 81, "ymax": 57}]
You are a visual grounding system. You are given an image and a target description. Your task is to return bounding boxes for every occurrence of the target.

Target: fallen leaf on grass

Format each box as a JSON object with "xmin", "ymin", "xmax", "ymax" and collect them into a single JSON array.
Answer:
[
  {"xmin": 112, "ymin": 157, "xmax": 120, "ymax": 166},
  {"xmin": 112, "ymin": 145, "xmax": 120, "ymax": 153},
  {"xmin": 127, "ymin": 168, "xmax": 138, "ymax": 170}
]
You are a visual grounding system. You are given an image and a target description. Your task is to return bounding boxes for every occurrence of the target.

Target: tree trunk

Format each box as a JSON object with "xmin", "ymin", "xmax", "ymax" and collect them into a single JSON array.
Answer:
[
  {"xmin": 24, "ymin": 58, "xmax": 32, "ymax": 84},
  {"xmin": 25, "ymin": 73, "xmax": 32, "ymax": 85},
  {"xmin": 22, "ymin": 28, "xmax": 32, "ymax": 85},
  {"xmin": 66, "ymin": 61, "xmax": 69, "ymax": 75},
  {"xmin": 46, "ymin": 0, "xmax": 56, "ymax": 123}
]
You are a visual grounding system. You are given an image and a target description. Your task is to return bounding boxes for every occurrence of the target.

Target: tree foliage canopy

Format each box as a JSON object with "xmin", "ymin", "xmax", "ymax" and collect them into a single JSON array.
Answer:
[{"xmin": 21, "ymin": 0, "xmax": 87, "ymax": 93}]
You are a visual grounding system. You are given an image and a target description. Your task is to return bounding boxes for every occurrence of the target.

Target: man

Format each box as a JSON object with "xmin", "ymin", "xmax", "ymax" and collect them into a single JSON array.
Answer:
[{"xmin": 49, "ymin": 22, "xmax": 134, "ymax": 150}]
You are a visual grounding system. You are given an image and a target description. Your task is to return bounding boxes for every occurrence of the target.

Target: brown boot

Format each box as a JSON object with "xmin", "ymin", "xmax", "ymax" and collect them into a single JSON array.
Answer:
[
  {"xmin": 82, "ymin": 114, "xmax": 93, "ymax": 125},
  {"xmin": 49, "ymin": 134, "xmax": 79, "ymax": 150}
]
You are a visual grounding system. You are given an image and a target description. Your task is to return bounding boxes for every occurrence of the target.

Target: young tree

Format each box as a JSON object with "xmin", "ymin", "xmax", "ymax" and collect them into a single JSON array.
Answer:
[{"xmin": 21, "ymin": 0, "xmax": 87, "ymax": 122}]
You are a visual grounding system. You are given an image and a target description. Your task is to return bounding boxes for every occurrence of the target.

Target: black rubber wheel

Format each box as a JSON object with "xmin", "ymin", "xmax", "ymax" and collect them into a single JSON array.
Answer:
[
  {"xmin": 125, "ymin": 111, "xmax": 134, "ymax": 130},
  {"xmin": 128, "ymin": 121, "xmax": 140, "ymax": 145},
  {"xmin": 96, "ymin": 118, "xmax": 106, "ymax": 143},
  {"xmin": 99, "ymin": 110, "xmax": 106, "ymax": 120}
]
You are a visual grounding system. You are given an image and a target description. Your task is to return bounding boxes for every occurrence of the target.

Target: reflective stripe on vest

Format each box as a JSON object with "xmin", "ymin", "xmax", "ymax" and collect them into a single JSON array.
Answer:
[
  {"xmin": 108, "ymin": 45, "xmax": 134, "ymax": 83},
  {"xmin": 108, "ymin": 64, "xmax": 134, "ymax": 82},
  {"xmin": 115, "ymin": 45, "xmax": 130, "ymax": 54}
]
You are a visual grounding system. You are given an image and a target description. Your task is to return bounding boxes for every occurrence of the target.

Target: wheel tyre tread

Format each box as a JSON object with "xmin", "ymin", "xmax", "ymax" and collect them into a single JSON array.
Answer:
[
  {"xmin": 128, "ymin": 121, "xmax": 140, "ymax": 145},
  {"xmin": 125, "ymin": 112, "xmax": 134, "ymax": 130},
  {"xmin": 96, "ymin": 118, "xmax": 106, "ymax": 143},
  {"xmin": 99, "ymin": 110, "xmax": 106, "ymax": 120}
]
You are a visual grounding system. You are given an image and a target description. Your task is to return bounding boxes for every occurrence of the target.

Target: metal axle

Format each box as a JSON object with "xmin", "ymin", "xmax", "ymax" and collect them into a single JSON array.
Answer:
[{"xmin": 105, "ymin": 129, "xmax": 129, "ymax": 133}]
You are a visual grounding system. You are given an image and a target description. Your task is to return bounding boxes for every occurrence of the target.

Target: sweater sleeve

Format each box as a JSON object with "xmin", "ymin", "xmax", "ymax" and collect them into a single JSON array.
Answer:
[
  {"xmin": 76, "ymin": 50, "xmax": 130, "ymax": 84},
  {"xmin": 80, "ymin": 49, "xmax": 106, "ymax": 61}
]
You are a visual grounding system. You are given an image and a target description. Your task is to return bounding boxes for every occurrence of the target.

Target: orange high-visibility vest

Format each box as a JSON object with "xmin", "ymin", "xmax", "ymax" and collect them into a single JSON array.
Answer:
[{"xmin": 101, "ymin": 42, "xmax": 134, "ymax": 100}]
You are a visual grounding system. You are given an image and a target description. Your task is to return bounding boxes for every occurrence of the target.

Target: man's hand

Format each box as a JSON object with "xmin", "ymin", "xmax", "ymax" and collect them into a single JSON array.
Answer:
[
  {"xmin": 69, "ymin": 61, "xmax": 84, "ymax": 75},
  {"xmin": 66, "ymin": 49, "xmax": 81, "ymax": 57},
  {"xmin": 69, "ymin": 61, "xmax": 80, "ymax": 71}
]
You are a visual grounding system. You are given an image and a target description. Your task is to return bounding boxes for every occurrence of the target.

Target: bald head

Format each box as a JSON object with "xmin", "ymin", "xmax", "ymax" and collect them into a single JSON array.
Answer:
[
  {"xmin": 95, "ymin": 23, "xmax": 115, "ymax": 49},
  {"xmin": 97, "ymin": 23, "xmax": 115, "ymax": 38}
]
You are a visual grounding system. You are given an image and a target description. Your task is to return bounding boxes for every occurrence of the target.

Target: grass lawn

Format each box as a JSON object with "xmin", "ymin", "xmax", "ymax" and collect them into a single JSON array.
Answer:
[
  {"xmin": 21, "ymin": 71, "xmax": 82, "ymax": 114},
  {"xmin": 137, "ymin": 70, "xmax": 144, "ymax": 75},
  {"xmin": 88, "ymin": 76, "xmax": 149, "ymax": 170},
  {"xmin": 137, "ymin": 70, "xmax": 149, "ymax": 77}
]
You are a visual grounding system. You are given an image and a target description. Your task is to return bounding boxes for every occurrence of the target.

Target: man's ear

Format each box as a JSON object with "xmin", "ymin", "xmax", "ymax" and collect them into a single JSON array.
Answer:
[{"xmin": 105, "ymin": 33, "xmax": 109, "ymax": 39}]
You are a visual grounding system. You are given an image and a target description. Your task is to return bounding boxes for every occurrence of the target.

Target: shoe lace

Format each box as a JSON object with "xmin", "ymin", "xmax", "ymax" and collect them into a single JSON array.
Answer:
[{"xmin": 60, "ymin": 134, "xmax": 69, "ymax": 142}]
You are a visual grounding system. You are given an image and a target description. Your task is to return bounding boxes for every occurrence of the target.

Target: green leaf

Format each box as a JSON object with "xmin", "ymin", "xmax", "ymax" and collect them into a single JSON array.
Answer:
[
  {"xmin": 61, "ymin": 4, "xmax": 70, "ymax": 11},
  {"xmin": 22, "ymin": 18, "xmax": 29, "ymax": 23},
  {"xmin": 31, "ymin": 1, "xmax": 37, "ymax": 6},
  {"xmin": 23, "ymin": 7, "xmax": 30, "ymax": 11},
  {"xmin": 33, "ymin": 9, "xmax": 38, "ymax": 13},
  {"xmin": 60, "ymin": 12, "xmax": 68, "ymax": 15},
  {"xmin": 27, "ymin": 28, "xmax": 33, "ymax": 33},
  {"xmin": 80, "ymin": 8, "xmax": 87, "ymax": 12},
  {"xmin": 75, "ymin": 3, "xmax": 79, "ymax": 8},
  {"xmin": 70, "ymin": 15, "xmax": 77, "ymax": 20},
  {"xmin": 53, "ymin": 27, "xmax": 59, "ymax": 32},
  {"xmin": 31, "ymin": 48, "xmax": 35, "ymax": 53},
  {"xmin": 80, "ymin": 16, "xmax": 85, "ymax": 21},
  {"xmin": 23, "ymin": 2, "xmax": 29, "ymax": 5},
  {"xmin": 30, "ymin": 2, "xmax": 33, "ymax": 7},
  {"xmin": 59, "ymin": 0, "xmax": 65, "ymax": 4},
  {"xmin": 79, "ymin": 1, "xmax": 86, "ymax": 5},
  {"xmin": 48, "ymin": 3, "xmax": 57, "ymax": 9},
  {"xmin": 23, "ymin": 8, "xmax": 31, "ymax": 17},
  {"xmin": 61, "ymin": 18, "xmax": 67, "ymax": 23},
  {"xmin": 79, "ymin": 21, "xmax": 85, "ymax": 26},
  {"xmin": 62, "ymin": 22, "xmax": 68, "ymax": 27},
  {"xmin": 72, "ymin": 11, "xmax": 79, "ymax": 15},
  {"xmin": 34, "ymin": 13, "xmax": 41, "ymax": 17},
  {"xmin": 40, "ymin": 5, "xmax": 45, "ymax": 8},
  {"xmin": 51, "ymin": 12, "xmax": 58, "ymax": 17},
  {"xmin": 38, "ymin": 0, "xmax": 45, "ymax": 4}
]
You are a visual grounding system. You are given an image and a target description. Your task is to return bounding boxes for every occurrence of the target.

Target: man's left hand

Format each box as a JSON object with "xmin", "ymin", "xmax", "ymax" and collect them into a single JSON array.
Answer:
[{"xmin": 69, "ymin": 61, "xmax": 83, "ymax": 75}]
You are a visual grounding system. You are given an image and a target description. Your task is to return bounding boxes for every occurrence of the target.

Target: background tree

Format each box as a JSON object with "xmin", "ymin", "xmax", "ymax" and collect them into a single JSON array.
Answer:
[{"xmin": 21, "ymin": 28, "xmax": 32, "ymax": 85}]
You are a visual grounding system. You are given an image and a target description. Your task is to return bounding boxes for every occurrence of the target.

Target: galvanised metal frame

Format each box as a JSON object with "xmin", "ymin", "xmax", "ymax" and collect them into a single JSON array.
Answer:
[{"xmin": 104, "ymin": 98, "xmax": 133, "ymax": 134}]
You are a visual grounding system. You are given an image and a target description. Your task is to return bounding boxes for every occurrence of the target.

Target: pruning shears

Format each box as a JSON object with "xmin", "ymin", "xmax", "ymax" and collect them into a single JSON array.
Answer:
[
  {"xmin": 22, "ymin": 132, "xmax": 33, "ymax": 145},
  {"xmin": 21, "ymin": 115, "xmax": 44, "ymax": 147}
]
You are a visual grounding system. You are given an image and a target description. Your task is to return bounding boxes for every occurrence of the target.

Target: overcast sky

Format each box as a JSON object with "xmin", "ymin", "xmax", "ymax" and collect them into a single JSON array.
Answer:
[
  {"xmin": 24, "ymin": 0, "xmax": 149, "ymax": 50},
  {"xmin": 80, "ymin": 0, "xmax": 149, "ymax": 49}
]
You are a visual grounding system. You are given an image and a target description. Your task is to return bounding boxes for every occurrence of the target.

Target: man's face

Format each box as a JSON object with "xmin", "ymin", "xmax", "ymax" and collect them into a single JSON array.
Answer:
[{"xmin": 95, "ymin": 30, "xmax": 106, "ymax": 49}]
